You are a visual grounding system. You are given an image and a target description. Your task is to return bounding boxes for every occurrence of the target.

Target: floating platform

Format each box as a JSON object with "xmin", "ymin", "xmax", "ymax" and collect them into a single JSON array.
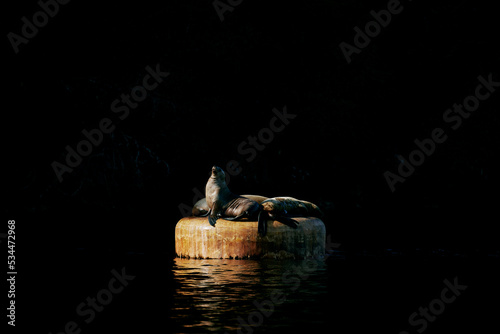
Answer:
[{"xmin": 175, "ymin": 217, "xmax": 325, "ymax": 259}]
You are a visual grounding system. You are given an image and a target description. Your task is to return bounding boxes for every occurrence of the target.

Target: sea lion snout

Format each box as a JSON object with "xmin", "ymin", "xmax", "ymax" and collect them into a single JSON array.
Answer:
[{"xmin": 211, "ymin": 166, "xmax": 224, "ymax": 178}]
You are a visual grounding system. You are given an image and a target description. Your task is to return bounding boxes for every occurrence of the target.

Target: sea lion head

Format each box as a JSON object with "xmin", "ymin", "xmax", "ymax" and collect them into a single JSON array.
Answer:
[
  {"xmin": 261, "ymin": 199, "xmax": 284, "ymax": 217},
  {"xmin": 262, "ymin": 197, "xmax": 313, "ymax": 217},
  {"xmin": 210, "ymin": 166, "xmax": 225, "ymax": 183}
]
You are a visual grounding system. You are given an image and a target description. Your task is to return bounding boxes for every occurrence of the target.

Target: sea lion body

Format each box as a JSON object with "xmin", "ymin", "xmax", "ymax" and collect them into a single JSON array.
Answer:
[
  {"xmin": 222, "ymin": 197, "xmax": 261, "ymax": 218},
  {"xmin": 240, "ymin": 195, "xmax": 269, "ymax": 204},
  {"xmin": 205, "ymin": 166, "xmax": 260, "ymax": 226},
  {"xmin": 298, "ymin": 199, "xmax": 324, "ymax": 218},
  {"xmin": 192, "ymin": 194, "xmax": 268, "ymax": 217}
]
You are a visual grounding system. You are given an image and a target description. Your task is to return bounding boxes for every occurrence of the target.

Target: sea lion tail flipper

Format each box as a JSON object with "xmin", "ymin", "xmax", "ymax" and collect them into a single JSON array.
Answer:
[
  {"xmin": 257, "ymin": 210, "xmax": 268, "ymax": 236},
  {"xmin": 275, "ymin": 216, "xmax": 299, "ymax": 229}
]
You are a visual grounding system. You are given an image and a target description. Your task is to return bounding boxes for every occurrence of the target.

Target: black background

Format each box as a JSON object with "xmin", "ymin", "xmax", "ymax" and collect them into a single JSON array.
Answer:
[{"xmin": 2, "ymin": 0, "xmax": 499, "ymax": 333}]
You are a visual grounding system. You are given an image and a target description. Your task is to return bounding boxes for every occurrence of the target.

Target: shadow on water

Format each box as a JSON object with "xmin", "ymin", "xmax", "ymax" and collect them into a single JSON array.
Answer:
[{"xmin": 171, "ymin": 258, "xmax": 329, "ymax": 333}]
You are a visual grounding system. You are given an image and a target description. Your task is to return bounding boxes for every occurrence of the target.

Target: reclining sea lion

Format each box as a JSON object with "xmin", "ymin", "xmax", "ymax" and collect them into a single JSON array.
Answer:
[
  {"xmin": 261, "ymin": 197, "xmax": 324, "ymax": 218},
  {"xmin": 257, "ymin": 197, "xmax": 324, "ymax": 235}
]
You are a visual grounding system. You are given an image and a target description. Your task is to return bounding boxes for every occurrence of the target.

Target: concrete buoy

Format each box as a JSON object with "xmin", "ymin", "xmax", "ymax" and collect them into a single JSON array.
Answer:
[{"xmin": 175, "ymin": 217, "xmax": 326, "ymax": 259}]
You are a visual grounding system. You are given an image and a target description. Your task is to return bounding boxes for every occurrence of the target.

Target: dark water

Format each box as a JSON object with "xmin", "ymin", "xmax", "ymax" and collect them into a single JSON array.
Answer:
[
  {"xmin": 167, "ymin": 250, "xmax": 500, "ymax": 334},
  {"xmin": 171, "ymin": 258, "xmax": 329, "ymax": 333},
  {"xmin": 31, "ymin": 248, "xmax": 500, "ymax": 334}
]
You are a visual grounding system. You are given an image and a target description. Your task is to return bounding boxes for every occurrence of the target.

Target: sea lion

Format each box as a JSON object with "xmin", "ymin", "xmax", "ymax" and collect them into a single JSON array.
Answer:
[
  {"xmin": 191, "ymin": 194, "xmax": 269, "ymax": 217},
  {"xmin": 262, "ymin": 197, "xmax": 323, "ymax": 218},
  {"xmin": 258, "ymin": 197, "xmax": 324, "ymax": 236},
  {"xmin": 205, "ymin": 166, "xmax": 261, "ymax": 227}
]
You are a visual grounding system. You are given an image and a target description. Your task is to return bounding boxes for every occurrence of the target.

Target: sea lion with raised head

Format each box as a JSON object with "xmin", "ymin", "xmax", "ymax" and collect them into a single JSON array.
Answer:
[{"xmin": 205, "ymin": 166, "xmax": 261, "ymax": 227}]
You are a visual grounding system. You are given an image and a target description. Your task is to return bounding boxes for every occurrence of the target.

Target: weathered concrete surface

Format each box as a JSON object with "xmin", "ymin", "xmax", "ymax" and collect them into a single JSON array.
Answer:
[{"xmin": 175, "ymin": 217, "xmax": 325, "ymax": 259}]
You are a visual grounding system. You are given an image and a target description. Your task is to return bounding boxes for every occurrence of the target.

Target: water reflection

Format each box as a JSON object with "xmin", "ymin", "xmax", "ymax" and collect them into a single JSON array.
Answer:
[{"xmin": 172, "ymin": 258, "xmax": 328, "ymax": 333}]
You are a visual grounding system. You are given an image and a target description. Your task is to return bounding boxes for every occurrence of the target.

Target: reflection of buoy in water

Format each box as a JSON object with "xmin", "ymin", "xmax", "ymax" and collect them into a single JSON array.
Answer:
[{"xmin": 175, "ymin": 216, "xmax": 325, "ymax": 259}]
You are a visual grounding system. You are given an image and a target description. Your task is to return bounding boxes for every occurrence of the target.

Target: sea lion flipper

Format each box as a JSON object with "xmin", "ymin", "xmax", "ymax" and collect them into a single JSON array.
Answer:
[
  {"xmin": 207, "ymin": 209, "xmax": 219, "ymax": 227},
  {"xmin": 208, "ymin": 214, "xmax": 217, "ymax": 227},
  {"xmin": 257, "ymin": 210, "xmax": 268, "ymax": 236}
]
